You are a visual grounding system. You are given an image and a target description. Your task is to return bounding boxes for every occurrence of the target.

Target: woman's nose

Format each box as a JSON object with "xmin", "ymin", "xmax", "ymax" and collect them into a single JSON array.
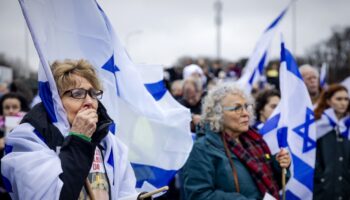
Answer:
[
  {"xmin": 82, "ymin": 95, "xmax": 94, "ymax": 108},
  {"xmin": 7, "ymin": 108, "xmax": 17, "ymax": 115},
  {"xmin": 241, "ymin": 108, "xmax": 249, "ymax": 116}
]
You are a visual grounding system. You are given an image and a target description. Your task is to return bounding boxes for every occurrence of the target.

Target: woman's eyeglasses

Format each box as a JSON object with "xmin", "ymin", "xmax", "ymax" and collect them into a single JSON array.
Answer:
[
  {"xmin": 62, "ymin": 88, "xmax": 103, "ymax": 99},
  {"xmin": 223, "ymin": 103, "xmax": 253, "ymax": 114}
]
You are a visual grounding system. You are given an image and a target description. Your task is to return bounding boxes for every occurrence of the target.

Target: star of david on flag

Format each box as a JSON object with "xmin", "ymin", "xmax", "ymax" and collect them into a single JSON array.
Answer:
[{"xmin": 259, "ymin": 40, "xmax": 317, "ymax": 200}]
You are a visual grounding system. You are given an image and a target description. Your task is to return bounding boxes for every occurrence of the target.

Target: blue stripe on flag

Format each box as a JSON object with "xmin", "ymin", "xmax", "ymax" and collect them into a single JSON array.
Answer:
[
  {"xmin": 144, "ymin": 80, "xmax": 167, "ymax": 101},
  {"xmin": 291, "ymin": 153, "xmax": 314, "ymax": 191},
  {"xmin": 248, "ymin": 69, "xmax": 257, "ymax": 85},
  {"xmin": 320, "ymin": 78, "xmax": 326, "ymax": 88},
  {"xmin": 265, "ymin": 9, "xmax": 287, "ymax": 32},
  {"xmin": 109, "ymin": 122, "xmax": 116, "ymax": 135},
  {"xmin": 259, "ymin": 113, "xmax": 281, "ymax": 135},
  {"xmin": 107, "ymin": 149, "xmax": 115, "ymax": 184},
  {"xmin": 39, "ymin": 81, "xmax": 58, "ymax": 123},
  {"xmin": 341, "ymin": 117, "xmax": 350, "ymax": 139},
  {"xmin": 33, "ymin": 129, "xmax": 46, "ymax": 143},
  {"xmin": 1, "ymin": 175, "xmax": 12, "ymax": 193},
  {"xmin": 286, "ymin": 190, "xmax": 300, "ymax": 200},
  {"xmin": 277, "ymin": 127, "xmax": 288, "ymax": 148},
  {"xmin": 281, "ymin": 43, "xmax": 302, "ymax": 80},
  {"xmin": 258, "ymin": 51, "xmax": 268, "ymax": 74},
  {"xmin": 107, "ymin": 150, "xmax": 114, "ymax": 168},
  {"xmin": 131, "ymin": 163, "xmax": 177, "ymax": 188},
  {"xmin": 324, "ymin": 112, "xmax": 337, "ymax": 128},
  {"xmin": 4, "ymin": 144, "xmax": 13, "ymax": 155}
]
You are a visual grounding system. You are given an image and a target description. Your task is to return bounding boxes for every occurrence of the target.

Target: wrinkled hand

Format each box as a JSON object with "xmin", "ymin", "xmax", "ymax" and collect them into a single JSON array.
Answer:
[
  {"xmin": 70, "ymin": 108, "xmax": 98, "ymax": 138},
  {"xmin": 276, "ymin": 148, "xmax": 291, "ymax": 168}
]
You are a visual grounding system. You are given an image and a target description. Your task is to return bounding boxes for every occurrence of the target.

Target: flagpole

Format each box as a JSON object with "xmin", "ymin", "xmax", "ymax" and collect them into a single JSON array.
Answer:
[
  {"xmin": 282, "ymin": 168, "xmax": 286, "ymax": 200},
  {"xmin": 25, "ymin": 20, "xmax": 30, "ymax": 77}
]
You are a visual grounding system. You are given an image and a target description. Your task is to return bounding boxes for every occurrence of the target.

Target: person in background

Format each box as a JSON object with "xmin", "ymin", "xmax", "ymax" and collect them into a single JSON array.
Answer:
[
  {"xmin": 181, "ymin": 83, "xmax": 290, "ymax": 200},
  {"xmin": 179, "ymin": 77, "xmax": 203, "ymax": 132},
  {"xmin": 170, "ymin": 80, "xmax": 183, "ymax": 101},
  {"xmin": 313, "ymin": 84, "xmax": 350, "ymax": 200},
  {"xmin": 1, "ymin": 59, "xmax": 146, "ymax": 200},
  {"xmin": 0, "ymin": 92, "xmax": 29, "ymax": 123},
  {"xmin": 0, "ymin": 129, "xmax": 10, "ymax": 200},
  {"xmin": 0, "ymin": 92, "xmax": 29, "ymax": 145},
  {"xmin": 8, "ymin": 80, "xmax": 34, "ymax": 107},
  {"xmin": 182, "ymin": 64, "xmax": 207, "ymax": 87},
  {"xmin": 0, "ymin": 93, "xmax": 29, "ymax": 200},
  {"xmin": 0, "ymin": 83, "xmax": 9, "ymax": 99},
  {"xmin": 266, "ymin": 63, "xmax": 280, "ymax": 91},
  {"xmin": 300, "ymin": 64, "xmax": 322, "ymax": 105},
  {"xmin": 254, "ymin": 89, "xmax": 281, "ymax": 130}
]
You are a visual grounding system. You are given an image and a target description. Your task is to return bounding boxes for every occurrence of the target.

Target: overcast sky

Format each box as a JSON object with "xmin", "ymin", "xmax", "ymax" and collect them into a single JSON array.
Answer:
[{"xmin": 1, "ymin": 0, "xmax": 350, "ymax": 71}]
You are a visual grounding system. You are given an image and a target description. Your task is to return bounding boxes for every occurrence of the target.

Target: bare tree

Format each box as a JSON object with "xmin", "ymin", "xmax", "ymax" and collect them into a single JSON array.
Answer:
[{"xmin": 307, "ymin": 26, "xmax": 350, "ymax": 83}]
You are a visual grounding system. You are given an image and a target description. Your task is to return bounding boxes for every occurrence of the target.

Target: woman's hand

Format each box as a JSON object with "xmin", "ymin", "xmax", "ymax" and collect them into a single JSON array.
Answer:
[
  {"xmin": 70, "ymin": 107, "xmax": 98, "ymax": 138},
  {"xmin": 276, "ymin": 148, "xmax": 291, "ymax": 168}
]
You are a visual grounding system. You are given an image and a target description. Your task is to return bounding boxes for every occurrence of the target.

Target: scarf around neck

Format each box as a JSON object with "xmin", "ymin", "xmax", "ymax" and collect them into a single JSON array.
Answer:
[
  {"xmin": 224, "ymin": 129, "xmax": 280, "ymax": 199},
  {"xmin": 316, "ymin": 108, "xmax": 350, "ymax": 140}
]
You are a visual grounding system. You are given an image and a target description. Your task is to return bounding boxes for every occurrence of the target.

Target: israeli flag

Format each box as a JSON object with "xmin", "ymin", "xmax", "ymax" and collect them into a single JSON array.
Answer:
[
  {"xmin": 17, "ymin": 0, "xmax": 193, "ymax": 192},
  {"xmin": 259, "ymin": 41, "xmax": 316, "ymax": 200},
  {"xmin": 237, "ymin": 4, "xmax": 289, "ymax": 93},
  {"xmin": 320, "ymin": 63, "xmax": 328, "ymax": 89}
]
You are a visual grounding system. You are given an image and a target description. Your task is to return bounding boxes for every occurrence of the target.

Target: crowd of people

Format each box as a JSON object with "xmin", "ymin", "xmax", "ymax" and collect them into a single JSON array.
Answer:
[
  {"xmin": 163, "ymin": 59, "xmax": 350, "ymax": 200},
  {"xmin": 0, "ymin": 57, "xmax": 349, "ymax": 200}
]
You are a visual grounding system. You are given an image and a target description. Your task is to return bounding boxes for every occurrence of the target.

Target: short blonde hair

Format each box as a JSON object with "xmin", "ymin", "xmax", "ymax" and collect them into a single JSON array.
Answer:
[
  {"xmin": 51, "ymin": 59, "xmax": 102, "ymax": 95},
  {"xmin": 201, "ymin": 82, "xmax": 253, "ymax": 132}
]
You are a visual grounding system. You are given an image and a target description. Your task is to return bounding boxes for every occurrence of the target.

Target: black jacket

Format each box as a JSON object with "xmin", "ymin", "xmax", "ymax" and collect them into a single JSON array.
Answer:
[
  {"xmin": 21, "ymin": 102, "xmax": 112, "ymax": 200},
  {"xmin": 313, "ymin": 129, "xmax": 350, "ymax": 200}
]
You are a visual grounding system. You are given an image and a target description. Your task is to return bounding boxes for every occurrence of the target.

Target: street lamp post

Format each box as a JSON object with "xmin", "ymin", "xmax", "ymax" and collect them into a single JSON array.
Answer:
[
  {"xmin": 292, "ymin": 2, "xmax": 297, "ymax": 54},
  {"xmin": 214, "ymin": 0, "xmax": 222, "ymax": 61}
]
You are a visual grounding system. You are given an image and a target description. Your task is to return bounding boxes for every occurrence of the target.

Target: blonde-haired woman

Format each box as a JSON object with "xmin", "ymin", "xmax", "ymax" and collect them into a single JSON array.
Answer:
[{"xmin": 1, "ymin": 59, "xmax": 144, "ymax": 200}]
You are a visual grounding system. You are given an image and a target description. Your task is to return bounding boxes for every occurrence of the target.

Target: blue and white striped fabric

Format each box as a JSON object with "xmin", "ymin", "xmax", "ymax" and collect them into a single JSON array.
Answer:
[
  {"xmin": 316, "ymin": 108, "xmax": 350, "ymax": 140},
  {"xmin": 259, "ymin": 41, "xmax": 316, "ymax": 200},
  {"xmin": 320, "ymin": 63, "xmax": 327, "ymax": 89},
  {"xmin": 16, "ymin": 0, "xmax": 193, "ymax": 192},
  {"xmin": 237, "ymin": 4, "xmax": 289, "ymax": 93}
]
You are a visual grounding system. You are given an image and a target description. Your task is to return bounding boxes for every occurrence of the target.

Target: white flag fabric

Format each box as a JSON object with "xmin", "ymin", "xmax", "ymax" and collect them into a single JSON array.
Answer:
[
  {"xmin": 259, "ymin": 41, "xmax": 317, "ymax": 200},
  {"xmin": 7, "ymin": 0, "xmax": 192, "ymax": 193},
  {"xmin": 237, "ymin": 4, "xmax": 289, "ymax": 93}
]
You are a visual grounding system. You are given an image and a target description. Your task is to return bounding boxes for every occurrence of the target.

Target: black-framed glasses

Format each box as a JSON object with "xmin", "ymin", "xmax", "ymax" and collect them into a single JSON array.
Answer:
[
  {"xmin": 223, "ymin": 103, "xmax": 253, "ymax": 114},
  {"xmin": 62, "ymin": 88, "xmax": 103, "ymax": 100}
]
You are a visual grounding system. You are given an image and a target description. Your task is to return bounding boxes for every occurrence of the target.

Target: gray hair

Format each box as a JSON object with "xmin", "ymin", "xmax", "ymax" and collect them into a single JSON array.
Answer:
[
  {"xmin": 201, "ymin": 82, "xmax": 254, "ymax": 133},
  {"xmin": 299, "ymin": 64, "xmax": 319, "ymax": 77}
]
